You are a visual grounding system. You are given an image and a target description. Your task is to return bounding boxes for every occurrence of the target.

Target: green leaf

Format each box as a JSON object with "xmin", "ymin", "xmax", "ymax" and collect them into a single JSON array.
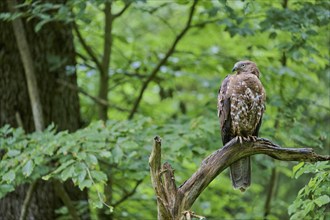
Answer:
[
  {"xmin": 2, "ymin": 170, "xmax": 15, "ymax": 183},
  {"xmin": 77, "ymin": 169, "xmax": 87, "ymax": 183},
  {"xmin": 0, "ymin": 184, "xmax": 15, "ymax": 199},
  {"xmin": 112, "ymin": 145, "xmax": 123, "ymax": 163},
  {"xmin": 86, "ymin": 154, "xmax": 98, "ymax": 165},
  {"xmin": 79, "ymin": 179, "xmax": 92, "ymax": 190},
  {"xmin": 303, "ymin": 201, "xmax": 315, "ymax": 215},
  {"xmin": 314, "ymin": 195, "xmax": 330, "ymax": 207},
  {"xmin": 77, "ymin": 151, "xmax": 87, "ymax": 160},
  {"xmin": 22, "ymin": 160, "xmax": 34, "ymax": 177},
  {"xmin": 91, "ymin": 171, "xmax": 107, "ymax": 182},
  {"xmin": 34, "ymin": 19, "xmax": 51, "ymax": 32},
  {"xmin": 42, "ymin": 159, "xmax": 75, "ymax": 180},
  {"xmin": 7, "ymin": 149, "xmax": 20, "ymax": 157},
  {"xmin": 292, "ymin": 162, "xmax": 305, "ymax": 178},
  {"xmin": 61, "ymin": 165, "xmax": 74, "ymax": 181},
  {"xmin": 92, "ymin": 200, "xmax": 103, "ymax": 209},
  {"xmin": 100, "ymin": 151, "xmax": 111, "ymax": 158}
]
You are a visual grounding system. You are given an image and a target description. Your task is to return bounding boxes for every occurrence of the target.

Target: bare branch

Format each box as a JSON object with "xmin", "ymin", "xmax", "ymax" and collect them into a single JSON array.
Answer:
[
  {"xmin": 112, "ymin": 179, "xmax": 143, "ymax": 207},
  {"xmin": 113, "ymin": 2, "xmax": 132, "ymax": 19},
  {"xmin": 57, "ymin": 79, "xmax": 109, "ymax": 106},
  {"xmin": 75, "ymin": 52, "xmax": 98, "ymax": 70},
  {"xmin": 150, "ymin": 136, "xmax": 330, "ymax": 219},
  {"xmin": 54, "ymin": 180, "xmax": 80, "ymax": 220},
  {"xmin": 128, "ymin": 0, "xmax": 198, "ymax": 120},
  {"xmin": 191, "ymin": 18, "xmax": 223, "ymax": 28},
  {"xmin": 139, "ymin": 2, "xmax": 173, "ymax": 15},
  {"xmin": 73, "ymin": 22, "xmax": 103, "ymax": 74},
  {"xmin": 264, "ymin": 167, "xmax": 278, "ymax": 218},
  {"xmin": 56, "ymin": 79, "xmax": 129, "ymax": 112},
  {"xmin": 19, "ymin": 181, "xmax": 37, "ymax": 220}
]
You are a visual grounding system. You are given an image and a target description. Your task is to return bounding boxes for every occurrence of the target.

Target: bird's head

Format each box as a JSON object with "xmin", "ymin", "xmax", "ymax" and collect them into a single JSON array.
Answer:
[{"xmin": 232, "ymin": 60, "xmax": 260, "ymax": 77}]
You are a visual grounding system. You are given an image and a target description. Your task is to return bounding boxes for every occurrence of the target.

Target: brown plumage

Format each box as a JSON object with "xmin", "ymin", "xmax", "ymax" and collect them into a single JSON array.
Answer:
[{"xmin": 218, "ymin": 60, "xmax": 266, "ymax": 192}]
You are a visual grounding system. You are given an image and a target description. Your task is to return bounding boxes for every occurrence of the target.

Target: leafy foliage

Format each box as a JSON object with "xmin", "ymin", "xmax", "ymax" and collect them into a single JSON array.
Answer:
[
  {"xmin": 0, "ymin": 115, "xmax": 219, "ymax": 216},
  {"xmin": 289, "ymin": 162, "xmax": 330, "ymax": 220}
]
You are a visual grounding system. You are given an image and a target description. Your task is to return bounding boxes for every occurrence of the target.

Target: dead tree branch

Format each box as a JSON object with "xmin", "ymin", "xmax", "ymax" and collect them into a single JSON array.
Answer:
[{"xmin": 149, "ymin": 136, "xmax": 330, "ymax": 220}]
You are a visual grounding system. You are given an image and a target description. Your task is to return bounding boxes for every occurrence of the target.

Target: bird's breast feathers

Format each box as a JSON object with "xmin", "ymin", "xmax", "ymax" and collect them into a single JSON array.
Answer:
[{"xmin": 226, "ymin": 74, "xmax": 265, "ymax": 135}]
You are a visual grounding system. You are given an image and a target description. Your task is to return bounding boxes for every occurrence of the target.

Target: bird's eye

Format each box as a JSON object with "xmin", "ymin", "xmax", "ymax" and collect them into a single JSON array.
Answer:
[{"xmin": 242, "ymin": 64, "xmax": 245, "ymax": 67}]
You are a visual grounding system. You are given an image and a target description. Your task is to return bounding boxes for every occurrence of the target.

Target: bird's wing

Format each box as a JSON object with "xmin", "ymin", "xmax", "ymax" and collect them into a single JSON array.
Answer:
[
  {"xmin": 218, "ymin": 75, "xmax": 232, "ymax": 144},
  {"xmin": 252, "ymin": 76, "xmax": 266, "ymax": 136}
]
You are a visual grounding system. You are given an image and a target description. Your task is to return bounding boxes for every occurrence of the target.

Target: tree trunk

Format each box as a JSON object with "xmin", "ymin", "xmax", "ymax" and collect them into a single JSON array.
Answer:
[{"xmin": 0, "ymin": 1, "xmax": 87, "ymax": 219}]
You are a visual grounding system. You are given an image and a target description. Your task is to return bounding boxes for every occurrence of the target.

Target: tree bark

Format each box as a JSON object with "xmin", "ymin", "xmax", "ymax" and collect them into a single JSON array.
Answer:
[
  {"xmin": 149, "ymin": 136, "xmax": 330, "ymax": 220},
  {"xmin": 0, "ymin": 0, "xmax": 86, "ymax": 219}
]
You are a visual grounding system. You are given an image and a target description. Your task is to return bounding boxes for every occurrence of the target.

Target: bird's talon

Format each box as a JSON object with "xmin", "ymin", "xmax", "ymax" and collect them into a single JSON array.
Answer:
[
  {"xmin": 249, "ymin": 136, "xmax": 257, "ymax": 142},
  {"xmin": 239, "ymin": 136, "xmax": 243, "ymax": 144},
  {"xmin": 244, "ymin": 136, "xmax": 250, "ymax": 142}
]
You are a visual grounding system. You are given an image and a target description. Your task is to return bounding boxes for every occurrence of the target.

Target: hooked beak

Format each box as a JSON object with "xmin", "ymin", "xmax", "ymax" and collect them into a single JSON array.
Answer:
[{"xmin": 232, "ymin": 66, "xmax": 237, "ymax": 72}]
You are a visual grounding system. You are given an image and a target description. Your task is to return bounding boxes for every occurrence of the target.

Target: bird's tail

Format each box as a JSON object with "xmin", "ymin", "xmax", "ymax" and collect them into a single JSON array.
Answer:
[{"xmin": 230, "ymin": 156, "xmax": 251, "ymax": 192}]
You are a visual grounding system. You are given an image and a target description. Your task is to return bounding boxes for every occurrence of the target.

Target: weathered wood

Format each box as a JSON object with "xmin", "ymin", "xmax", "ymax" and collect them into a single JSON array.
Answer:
[
  {"xmin": 149, "ymin": 136, "xmax": 172, "ymax": 220},
  {"xmin": 149, "ymin": 136, "xmax": 330, "ymax": 220}
]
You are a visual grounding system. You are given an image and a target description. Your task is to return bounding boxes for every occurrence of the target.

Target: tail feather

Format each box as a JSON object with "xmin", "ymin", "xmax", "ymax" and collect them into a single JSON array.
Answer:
[{"xmin": 230, "ymin": 156, "xmax": 251, "ymax": 192}]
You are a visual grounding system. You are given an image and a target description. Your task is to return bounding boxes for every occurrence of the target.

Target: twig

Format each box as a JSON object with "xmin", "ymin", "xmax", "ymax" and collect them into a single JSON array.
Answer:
[
  {"xmin": 56, "ymin": 79, "xmax": 129, "ymax": 112},
  {"xmin": 112, "ymin": 179, "xmax": 143, "ymax": 207},
  {"xmin": 15, "ymin": 112, "xmax": 24, "ymax": 128},
  {"xmin": 191, "ymin": 18, "xmax": 223, "ymax": 28},
  {"xmin": 139, "ymin": 2, "xmax": 172, "ymax": 15},
  {"xmin": 57, "ymin": 79, "xmax": 109, "ymax": 107},
  {"xmin": 75, "ymin": 52, "xmax": 98, "ymax": 69},
  {"xmin": 73, "ymin": 22, "xmax": 103, "ymax": 74},
  {"xmin": 53, "ymin": 180, "xmax": 80, "ymax": 220},
  {"xmin": 19, "ymin": 181, "xmax": 37, "ymax": 220},
  {"xmin": 128, "ymin": 0, "xmax": 198, "ymax": 120},
  {"xmin": 264, "ymin": 167, "xmax": 277, "ymax": 219},
  {"xmin": 85, "ymin": 163, "xmax": 113, "ymax": 210},
  {"xmin": 113, "ymin": 2, "xmax": 132, "ymax": 19}
]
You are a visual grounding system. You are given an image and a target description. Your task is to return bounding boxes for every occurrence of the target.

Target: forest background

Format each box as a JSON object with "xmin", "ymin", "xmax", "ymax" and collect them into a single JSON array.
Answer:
[{"xmin": 0, "ymin": 0, "xmax": 329, "ymax": 219}]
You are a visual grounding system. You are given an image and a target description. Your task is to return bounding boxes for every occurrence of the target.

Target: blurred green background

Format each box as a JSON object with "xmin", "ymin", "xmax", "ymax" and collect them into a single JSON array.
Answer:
[{"xmin": 0, "ymin": 0, "xmax": 329, "ymax": 219}]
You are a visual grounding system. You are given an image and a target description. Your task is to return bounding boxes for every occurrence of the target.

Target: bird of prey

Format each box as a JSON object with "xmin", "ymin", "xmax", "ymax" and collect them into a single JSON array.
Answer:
[{"xmin": 217, "ymin": 60, "xmax": 266, "ymax": 192}]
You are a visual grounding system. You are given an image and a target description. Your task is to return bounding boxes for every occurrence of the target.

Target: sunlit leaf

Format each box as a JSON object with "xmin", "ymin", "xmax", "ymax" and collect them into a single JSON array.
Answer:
[{"xmin": 22, "ymin": 160, "xmax": 34, "ymax": 177}]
